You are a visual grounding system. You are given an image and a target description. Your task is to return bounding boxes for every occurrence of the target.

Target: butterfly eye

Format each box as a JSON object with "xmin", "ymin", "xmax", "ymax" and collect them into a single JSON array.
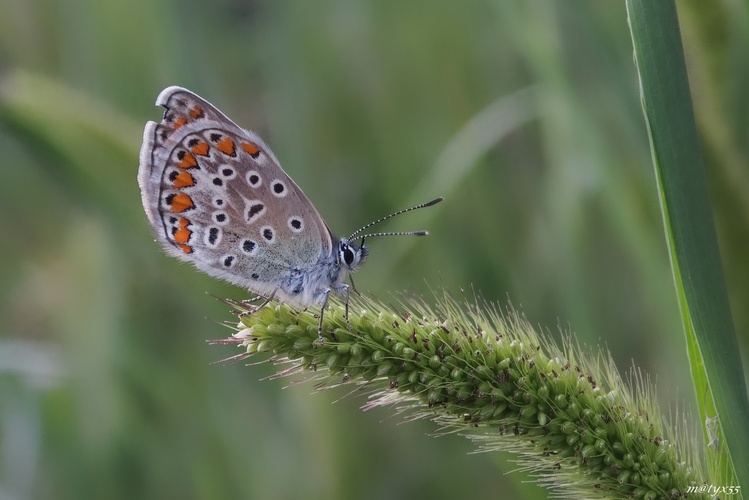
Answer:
[
  {"xmin": 339, "ymin": 242, "xmax": 357, "ymax": 267},
  {"xmin": 343, "ymin": 246, "xmax": 355, "ymax": 266}
]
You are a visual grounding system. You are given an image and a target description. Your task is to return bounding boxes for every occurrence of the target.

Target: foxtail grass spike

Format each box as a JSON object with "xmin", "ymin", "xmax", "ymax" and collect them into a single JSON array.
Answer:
[{"xmin": 211, "ymin": 293, "xmax": 706, "ymax": 499}]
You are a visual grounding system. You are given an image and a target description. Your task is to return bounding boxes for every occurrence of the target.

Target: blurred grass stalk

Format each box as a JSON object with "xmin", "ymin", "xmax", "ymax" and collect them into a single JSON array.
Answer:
[{"xmin": 627, "ymin": 0, "xmax": 748, "ymax": 488}]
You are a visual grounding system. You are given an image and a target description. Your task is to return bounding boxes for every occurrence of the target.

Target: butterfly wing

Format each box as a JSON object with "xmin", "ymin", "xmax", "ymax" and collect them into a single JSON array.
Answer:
[{"xmin": 138, "ymin": 86, "xmax": 334, "ymax": 302}]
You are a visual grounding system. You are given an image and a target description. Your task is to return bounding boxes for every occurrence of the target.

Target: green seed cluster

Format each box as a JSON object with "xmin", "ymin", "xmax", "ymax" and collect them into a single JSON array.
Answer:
[{"xmin": 220, "ymin": 297, "xmax": 705, "ymax": 499}]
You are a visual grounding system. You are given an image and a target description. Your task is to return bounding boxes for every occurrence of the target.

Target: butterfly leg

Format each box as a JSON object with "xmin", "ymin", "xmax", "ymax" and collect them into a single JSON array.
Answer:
[
  {"xmin": 340, "ymin": 284, "xmax": 352, "ymax": 331},
  {"xmin": 239, "ymin": 295, "xmax": 264, "ymax": 307},
  {"xmin": 317, "ymin": 283, "xmax": 354, "ymax": 343},
  {"xmin": 318, "ymin": 287, "xmax": 353, "ymax": 343},
  {"xmin": 317, "ymin": 289, "xmax": 332, "ymax": 343},
  {"xmin": 238, "ymin": 290, "xmax": 276, "ymax": 318},
  {"xmin": 348, "ymin": 275, "xmax": 362, "ymax": 297}
]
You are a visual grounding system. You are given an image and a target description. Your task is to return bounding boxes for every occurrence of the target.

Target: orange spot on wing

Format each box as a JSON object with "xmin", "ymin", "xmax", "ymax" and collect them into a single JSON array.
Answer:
[
  {"xmin": 172, "ymin": 171, "xmax": 195, "ymax": 189},
  {"xmin": 189, "ymin": 105, "xmax": 204, "ymax": 119},
  {"xmin": 242, "ymin": 142, "xmax": 260, "ymax": 156},
  {"xmin": 216, "ymin": 137, "xmax": 236, "ymax": 156},
  {"xmin": 178, "ymin": 153, "xmax": 198, "ymax": 168},
  {"xmin": 173, "ymin": 218, "xmax": 192, "ymax": 243},
  {"xmin": 173, "ymin": 116, "xmax": 187, "ymax": 130},
  {"xmin": 170, "ymin": 193, "xmax": 195, "ymax": 213},
  {"xmin": 191, "ymin": 141, "xmax": 210, "ymax": 156},
  {"xmin": 178, "ymin": 243, "xmax": 193, "ymax": 254}
]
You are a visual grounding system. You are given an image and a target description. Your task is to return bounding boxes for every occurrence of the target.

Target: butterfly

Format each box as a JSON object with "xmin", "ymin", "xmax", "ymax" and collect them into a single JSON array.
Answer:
[{"xmin": 138, "ymin": 86, "xmax": 441, "ymax": 340}]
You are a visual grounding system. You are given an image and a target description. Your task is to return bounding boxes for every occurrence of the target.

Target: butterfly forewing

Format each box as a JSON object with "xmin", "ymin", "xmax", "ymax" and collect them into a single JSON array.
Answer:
[{"xmin": 138, "ymin": 87, "xmax": 333, "ymax": 296}]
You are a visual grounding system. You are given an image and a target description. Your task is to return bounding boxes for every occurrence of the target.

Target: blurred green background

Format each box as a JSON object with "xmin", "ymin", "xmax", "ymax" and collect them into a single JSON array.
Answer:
[{"xmin": 1, "ymin": 1, "xmax": 747, "ymax": 498}]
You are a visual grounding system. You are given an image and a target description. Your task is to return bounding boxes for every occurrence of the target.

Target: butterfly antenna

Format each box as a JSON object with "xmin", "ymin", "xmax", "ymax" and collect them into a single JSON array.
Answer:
[
  {"xmin": 353, "ymin": 231, "xmax": 429, "ymax": 243},
  {"xmin": 348, "ymin": 197, "xmax": 443, "ymax": 241}
]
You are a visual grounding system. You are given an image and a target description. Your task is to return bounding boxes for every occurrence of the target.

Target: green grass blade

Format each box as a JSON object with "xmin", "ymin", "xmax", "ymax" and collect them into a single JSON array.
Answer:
[{"xmin": 627, "ymin": 0, "xmax": 748, "ymax": 488}]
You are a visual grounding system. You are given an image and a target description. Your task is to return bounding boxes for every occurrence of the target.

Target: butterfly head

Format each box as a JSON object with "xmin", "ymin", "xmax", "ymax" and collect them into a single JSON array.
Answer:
[{"xmin": 337, "ymin": 238, "xmax": 368, "ymax": 272}]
